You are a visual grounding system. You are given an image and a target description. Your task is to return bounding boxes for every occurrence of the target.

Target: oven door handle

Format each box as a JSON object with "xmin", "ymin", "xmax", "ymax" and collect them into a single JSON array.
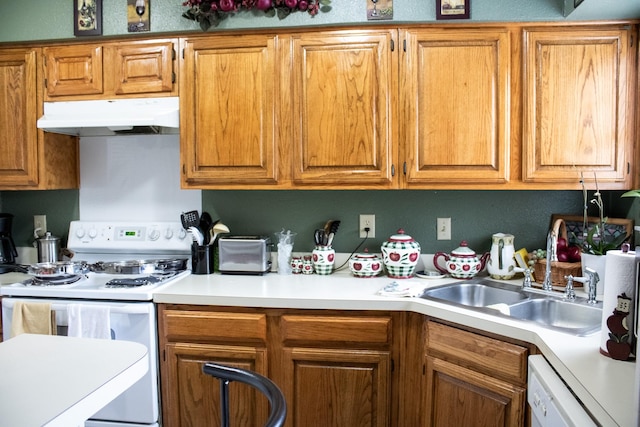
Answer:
[{"xmin": 2, "ymin": 299, "xmax": 152, "ymax": 315}]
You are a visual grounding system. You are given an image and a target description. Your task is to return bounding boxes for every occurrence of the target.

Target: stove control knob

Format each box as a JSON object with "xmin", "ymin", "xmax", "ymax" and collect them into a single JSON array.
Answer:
[
  {"xmin": 148, "ymin": 229, "xmax": 160, "ymax": 241},
  {"xmin": 164, "ymin": 228, "xmax": 174, "ymax": 240},
  {"xmin": 88, "ymin": 228, "xmax": 98, "ymax": 239},
  {"xmin": 178, "ymin": 228, "xmax": 188, "ymax": 240},
  {"xmin": 75, "ymin": 227, "xmax": 86, "ymax": 238}
]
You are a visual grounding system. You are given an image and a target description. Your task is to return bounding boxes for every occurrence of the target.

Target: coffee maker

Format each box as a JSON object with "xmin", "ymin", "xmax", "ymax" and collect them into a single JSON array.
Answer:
[{"xmin": 0, "ymin": 213, "xmax": 18, "ymax": 272}]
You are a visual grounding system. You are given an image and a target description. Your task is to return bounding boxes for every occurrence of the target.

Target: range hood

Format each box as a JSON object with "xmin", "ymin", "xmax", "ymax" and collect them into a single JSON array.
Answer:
[{"xmin": 37, "ymin": 97, "xmax": 179, "ymax": 136}]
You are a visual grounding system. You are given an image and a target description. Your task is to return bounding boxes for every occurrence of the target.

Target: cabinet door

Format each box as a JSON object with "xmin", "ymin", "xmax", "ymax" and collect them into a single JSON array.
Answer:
[
  {"xmin": 424, "ymin": 356, "xmax": 526, "ymax": 427},
  {"xmin": 105, "ymin": 40, "xmax": 175, "ymax": 95},
  {"xmin": 401, "ymin": 29, "xmax": 511, "ymax": 186},
  {"xmin": 522, "ymin": 27, "xmax": 633, "ymax": 187},
  {"xmin": 289, "ymin": 30, "xmax": 397, "ymax": 187},
  {"xmin": 43, "ymin": 45, "xmax": 103, "ymax": 98},
  {"xmin": 0, "ymin": 48, "xmax": 39, "ymax": 186},
  {"xmin": 180, "ymin": 35, "xmax": 279, "ymax": 187},
  {"xmin": 162, "ymin": 343, "xmax": 269, "ymax": 427},
  {"xmin": 283, "ymin": 347, "xmax": 391, "ymax": 427}
]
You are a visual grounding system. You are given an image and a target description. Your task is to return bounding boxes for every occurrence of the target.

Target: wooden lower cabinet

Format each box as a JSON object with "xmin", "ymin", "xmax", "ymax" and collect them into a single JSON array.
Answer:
[
  {"xmin": 158, "ymin": 306, "xmax": 398, "ymax": 427},
  {"xmin": 423, "ymin": 320, "xmax": 530, "ymax": 427},
  {"xmin": 158, "ymin": 306, "xmax": 536, "ymax": 427}
]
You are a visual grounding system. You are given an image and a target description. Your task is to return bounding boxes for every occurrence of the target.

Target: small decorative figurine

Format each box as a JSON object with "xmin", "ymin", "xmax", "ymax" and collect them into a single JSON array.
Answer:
[{"xmin": 605, "ymin": 293, "xmax": 633, "ymax": 361}]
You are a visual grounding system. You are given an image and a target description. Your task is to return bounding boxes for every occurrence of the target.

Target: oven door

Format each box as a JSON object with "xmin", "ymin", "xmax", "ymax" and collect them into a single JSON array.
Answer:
[{"xmin": 2, "ymin": 298, "xmax": 160, "ymax": 426}]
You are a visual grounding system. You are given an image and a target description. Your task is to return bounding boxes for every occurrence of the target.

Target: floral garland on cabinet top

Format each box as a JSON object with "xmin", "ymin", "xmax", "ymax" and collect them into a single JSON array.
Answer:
[{"xmin": 182, "ymin": 0, "xmax": 332, "ymax": 31}]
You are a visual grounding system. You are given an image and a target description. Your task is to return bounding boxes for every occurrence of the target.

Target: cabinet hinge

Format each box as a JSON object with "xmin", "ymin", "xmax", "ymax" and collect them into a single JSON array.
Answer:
[
  {"xmin": 44, "ymin": 78, "xmax": 47, "ymax": 89},
  {"xmin": 182, "ymin": 164, "xmax": 186, "ymax": 175},
  {"xmin": 182, "ymin": 48, "xmax": 185, "ymax": 59},
  {"xmin": 423, "ymin": 364, "xmax": 426, "ymax": 375},
  {"xmin": 172, "ymin": 72, "xmax": 176, "ymax": 84},
  {"xmin": 390, "ymin": 39, "xmax": 394, "ymax": 52},
  {"xmin": 391, "ymin": 359, "xmax": 395, "ymax": 372},
  {"xmin": 403, "ymin": 162, "xmax": 407, "ymax": 175},
  {"xmin": 628, "ymin": 162, "xmax": 631, "ymax": 174},
  {"xmin": 391, "ymin": 164, "xmax": 395, "ymax": 177},
  {"xmin": 172, "ymin": 48, "xmax": 176, "ymax": 60},
  {"xmin": 403, "ymin": 39, "xmax": 407, "ymax": 52},
  {"xmin": 631, "ymin": 35, "xmax": 634, "ymax": 48}
]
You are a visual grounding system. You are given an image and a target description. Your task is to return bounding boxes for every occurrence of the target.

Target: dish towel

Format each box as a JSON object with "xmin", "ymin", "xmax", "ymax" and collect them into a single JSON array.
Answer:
[
  {"xmin": 377, "ymin": 281, "xmax": 416, "ymax": 297},
  {"xmin": 67, "ymin": 304, "xmax": 111, "ymax": 339},
  {"xmin": 10, "ymin": 302, "xmax": 57, "ymax": 338}
]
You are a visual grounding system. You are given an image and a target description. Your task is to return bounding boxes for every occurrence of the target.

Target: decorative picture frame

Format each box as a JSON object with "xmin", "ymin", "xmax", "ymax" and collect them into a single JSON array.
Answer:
[
  {"xmin": 128, "ymin": 0, "xmax": 150, "ymax": 33},
  {"xmin": 436, "ymin": 0, "xmax": 470, "ymax": 20},
  {"xmin": 74, "ymin": 0, "xmax": 102, "ymax": 36},
  {"xmin": 367, "ymin": 0, "xmax": 393, "ymax": 21},
  {"xmin": 550, "ymin": 214, "xmax": 634, "ymax": 247}
]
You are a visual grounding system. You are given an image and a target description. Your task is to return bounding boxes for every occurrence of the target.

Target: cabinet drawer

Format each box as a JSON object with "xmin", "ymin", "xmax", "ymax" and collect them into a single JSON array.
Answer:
[
  {"xmin": 427, "ymin": 321, "xmax": 528, "ymax": 384},
  {"xmin": 162, "ymin": 310, "xmax": 267, "ymax": 344},
  {"xmin": 281, "ymin": 315, "xmax": 392, "ymax": 346}
]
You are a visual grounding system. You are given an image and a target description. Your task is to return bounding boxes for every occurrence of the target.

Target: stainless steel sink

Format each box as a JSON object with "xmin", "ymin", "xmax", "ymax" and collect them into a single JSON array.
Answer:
[
  {"xmin": 418, "ymin": 280, "xmax": 529, "ymax": 307},
  {"xmin": 418, "ymin": 278, "xmax": 602, "ymax": 336},
  {"xmin": 507, "ymin": 298, "xmax": 602, "ymax": 336}
]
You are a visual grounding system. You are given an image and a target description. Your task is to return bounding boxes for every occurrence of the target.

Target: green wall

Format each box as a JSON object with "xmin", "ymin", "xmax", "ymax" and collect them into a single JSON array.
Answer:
[
  {"xmin": 0, "ymin": 0, "xmax": 639, "ymax": 42},
  {"xmin": 2, "ymin": 188, "xmax": 634, "ymax": 258},
  {"xmin": 0, "ymin": 0, "xmax": 638, "ymax": 255}
]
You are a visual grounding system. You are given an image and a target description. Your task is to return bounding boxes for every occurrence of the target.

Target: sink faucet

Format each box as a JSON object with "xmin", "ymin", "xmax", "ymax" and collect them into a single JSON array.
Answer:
[
  {"xmin": 572, "ymin": 267, "xmax": 599, "ymax": 304},
  {"xmin": 541, "ymin": 230, "xmax": 557, "ymax": 292},
  {"xmin": 514, "ymin": 266, "xmax": 533, "ymax": 288},
  {"xmin": 563, "ymin": 274, "xmax": 576, "ymax": 301}
]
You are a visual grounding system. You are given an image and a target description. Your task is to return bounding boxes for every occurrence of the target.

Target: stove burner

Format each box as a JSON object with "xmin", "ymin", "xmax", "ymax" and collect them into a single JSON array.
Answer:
[
  {"xmin": 25, "ymin": 274, "xmax": 85, "ymax": 287},
  {"xmin": 105, "ymin": 271, "xmax": 177, "ymax": 288}
]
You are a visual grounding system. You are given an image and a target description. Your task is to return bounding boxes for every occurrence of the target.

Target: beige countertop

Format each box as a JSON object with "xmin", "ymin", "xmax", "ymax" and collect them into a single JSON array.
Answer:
[{"xmin": 154, "ymin": 269, "xmax": 637, "ymax": 427}]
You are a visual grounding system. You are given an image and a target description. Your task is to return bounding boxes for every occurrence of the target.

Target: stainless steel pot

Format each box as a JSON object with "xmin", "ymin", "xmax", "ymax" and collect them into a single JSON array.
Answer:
[
  {"xmin": 27, "ymin": 261, "xmax": 90, "ymax": 277},
  {"xmin": 92, "ymin": 260, "xmax": 159, "ymax": 275},
  {"xmin": 36, "ymin": 232, "xmax": 61, "ymax": 263}
]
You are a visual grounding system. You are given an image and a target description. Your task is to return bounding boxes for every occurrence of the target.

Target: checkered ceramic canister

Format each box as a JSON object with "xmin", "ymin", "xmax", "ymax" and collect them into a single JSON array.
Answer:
[
  {"xmin": 381, "ymin": 229, "xmax": 421, "ymax": 278},
  {"xmin": 312, "ymin": 245, "xmax": 335, "ymax": 275}
]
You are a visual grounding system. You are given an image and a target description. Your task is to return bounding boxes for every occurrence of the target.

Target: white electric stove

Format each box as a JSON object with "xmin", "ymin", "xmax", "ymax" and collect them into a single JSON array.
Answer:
[
  {"xmin": 1, "ymin": 220, "xmax": 192, "ymax": 301},
  {"xmin": 1, "ymin": 220, "xmax": 194, "ymax": 427}
]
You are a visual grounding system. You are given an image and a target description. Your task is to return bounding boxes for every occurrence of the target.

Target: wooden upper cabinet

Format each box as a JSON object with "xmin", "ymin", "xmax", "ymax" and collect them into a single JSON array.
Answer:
[
  {"xmin": 0, "ymin": 48, "xmax": 39, "ymax": 186},
  {"xmin": 180, "ymin": 34, "xmax": 280, "ymax": 187},
  {"xmin": 522, "ymin": 26, "xmax": 634, "ymax": 188},
  {"xmin": 106, "ymin": 41, "xmax": 175, "ymax": 95},
  {"xmin": 44, "ymin": 45, "xmax": 103, "ymax": 98},
  {"xmin": 0, "ymin": 47, "xmax": 78, "ymax": 190},
  {"xmin": 44, "ymin": 39, "xmax": 177, "ymax": 100},
  {"xmin": 289, "ymin": 30, "xmax": 397, "ymax": 187},
  {"xmin": 400, "ymin": 28, "xmax": 511, "ymax": 187}
]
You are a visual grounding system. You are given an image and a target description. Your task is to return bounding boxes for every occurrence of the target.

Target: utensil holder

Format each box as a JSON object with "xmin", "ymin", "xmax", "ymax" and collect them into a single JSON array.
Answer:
[
  {"xmin": 192, "ymin": 244, "xmax": 215, "ymax": 275},
  {"xmin": 312, "ymin": 245, "xmax": 335, "ymax": 275}
]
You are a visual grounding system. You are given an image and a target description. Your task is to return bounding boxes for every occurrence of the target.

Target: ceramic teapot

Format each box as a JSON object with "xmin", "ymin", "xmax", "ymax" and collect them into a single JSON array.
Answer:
[
  {"xmin": 381, "ymin": 229, "xmax": 421, "ymax": 278},
  {"xmin": 433, "ymin": 241, "xmax": 489, "ymax": 279}
]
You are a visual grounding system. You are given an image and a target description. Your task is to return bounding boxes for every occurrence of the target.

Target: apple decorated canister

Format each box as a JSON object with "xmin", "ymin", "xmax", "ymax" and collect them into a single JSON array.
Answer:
[
  {"xmin": 349, "ymin": 249, "xmax": 383, "ymax": 278},
  {"xmin": 312, "ymin": 245, "xmax": 335, "ymax": 275},
  {"xmin": 381, "ymin": 229, "xmax": 421, "ymax": 278}
]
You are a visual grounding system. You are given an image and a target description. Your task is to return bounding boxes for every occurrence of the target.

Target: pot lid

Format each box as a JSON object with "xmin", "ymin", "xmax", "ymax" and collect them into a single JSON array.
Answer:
[
  {"xmin": 37, "ymin": 231, "xmax": 60, "ymax": 242},
  {"xmin": 386, "ymin": 229, "xmax": 415, "ymax": 243},
  {"xmin": 451, "ymin": 241, "xmax": 477, "ymax": 256},
  {"xmin": 353, "ymin": 249, "xmax": 380, "ymax": 260}
]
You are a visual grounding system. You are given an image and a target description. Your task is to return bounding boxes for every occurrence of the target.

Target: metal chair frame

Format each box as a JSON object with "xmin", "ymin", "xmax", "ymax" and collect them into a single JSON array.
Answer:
[{"xmin": 203, "ymin": 362, "xmax": 287, "ymax": 427}]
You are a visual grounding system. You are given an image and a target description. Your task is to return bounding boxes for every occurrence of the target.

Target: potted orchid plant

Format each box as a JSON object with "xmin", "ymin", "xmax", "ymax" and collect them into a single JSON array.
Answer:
[{"xmin": 577, "ymin": 173, "xmax": 630, "ymax": 294}]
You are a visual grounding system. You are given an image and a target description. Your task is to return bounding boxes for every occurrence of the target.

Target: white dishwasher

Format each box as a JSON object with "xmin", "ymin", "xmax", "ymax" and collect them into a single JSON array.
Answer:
[{"xmin": 528, "ymin": 355, "xmax": 597, "ymax": 427}]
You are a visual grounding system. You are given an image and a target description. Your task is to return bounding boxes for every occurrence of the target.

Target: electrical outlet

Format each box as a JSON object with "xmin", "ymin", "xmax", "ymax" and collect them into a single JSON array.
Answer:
[
  {"xmin": 34, "ymin": 215, "xmax": 47, "ymax": 237},
  {"xmin": 437, "ymin": 217, "xmax": 451, "ymax": 240},
  {"xmin": 359, "ymin": 214, "xmax": 375, "ymax": 238}
]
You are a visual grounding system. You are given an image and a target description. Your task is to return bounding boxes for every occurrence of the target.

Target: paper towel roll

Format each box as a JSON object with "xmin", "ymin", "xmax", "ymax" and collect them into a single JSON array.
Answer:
[{"xmin": 600, "ymin": 250, "xmax": 637, "ymax": 356}]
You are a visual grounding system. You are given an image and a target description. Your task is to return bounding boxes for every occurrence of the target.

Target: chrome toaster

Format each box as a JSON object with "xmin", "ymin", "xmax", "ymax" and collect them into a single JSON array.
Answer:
[{"xmin": 218, "ymin": 235, "xmax": 272, "ymax": 275}]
